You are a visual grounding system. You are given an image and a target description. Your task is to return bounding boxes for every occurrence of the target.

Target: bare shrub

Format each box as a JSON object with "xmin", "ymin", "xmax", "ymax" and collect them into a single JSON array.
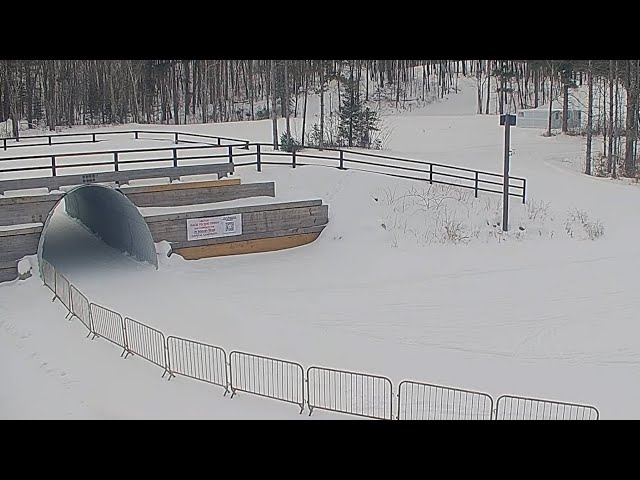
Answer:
[
  {"xmin": 526, "ymin": 199, "xmax": 552, "ymax": 221},
  {"xmin": 564, "ymin": 208, "xmax": 605, "ymax": 240}
]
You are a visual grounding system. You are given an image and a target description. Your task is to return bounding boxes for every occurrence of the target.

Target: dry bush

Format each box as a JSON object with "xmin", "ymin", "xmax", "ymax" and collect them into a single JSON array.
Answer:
[
  {"xmin": 526, "ymin": 199, "xmax": 552, "ymax": 221},
  {"xmin": 564, "ymin": 208, "xmax": 605, "ymax": 240}
]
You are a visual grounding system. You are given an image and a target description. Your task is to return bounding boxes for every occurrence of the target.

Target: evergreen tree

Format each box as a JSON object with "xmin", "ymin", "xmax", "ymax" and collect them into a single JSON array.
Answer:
[{"xmin": 337, "ymin": 68, "xmax": 379, "ymax": 148}]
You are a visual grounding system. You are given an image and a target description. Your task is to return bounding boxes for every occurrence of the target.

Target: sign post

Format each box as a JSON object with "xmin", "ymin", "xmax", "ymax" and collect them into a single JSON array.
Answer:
[{"xmin": 499, "ymin": 113, "xmax": 516, "ymax": 232}]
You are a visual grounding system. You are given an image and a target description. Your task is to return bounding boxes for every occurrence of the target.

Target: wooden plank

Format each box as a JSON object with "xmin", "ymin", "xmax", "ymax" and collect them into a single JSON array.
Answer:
[
  {"xmin": 0, "ymin": 265, "xmax": 18, "ymax": 283},
  {"xmin": 0, "ymin": 162, "xmax": 234, "ymax": 194},
  {"xmin": 0, "ymin": 231, "xmax": 41, "ymax": 264},
  {"xmin": 170, "ymin": 225, "xmax": 326, "ymax": 249},
  {"xmin": 0, "ymin": 225, "xmax": 43, "ymax": 237},
  {"xmin": 144, "ymin": 199, "xmax": 323, "ymax": 223},
  {"xmin": 0, "ymin": 195, "xmax": 61, "ymax": 226},
  {"xmin": 0, "ymin": 260, "xmax": 18, "ymax": 269},
  {"xmin": 125, "ymin": 182, "xmax": 275, "ymax": 208},
  {"xmin": 173, "ymin": 231, "xmax": 324, "ymax": 260},
  {"xmin": 0, "ymin": 193, "xmax": 64, "ymax": 206},
  {"xmin": 120, "ymin": 177, "xmax": 240, "ymax": 194},
  {"xmin": 147, "ymin": 205, "xmax": 328, "ymax": 243}
]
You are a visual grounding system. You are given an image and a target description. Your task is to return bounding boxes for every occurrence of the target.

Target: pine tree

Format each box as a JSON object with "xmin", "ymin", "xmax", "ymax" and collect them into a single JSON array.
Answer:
[{"xmin": 337, "ymin": 67, "xmax": 379, "ymax": 148}]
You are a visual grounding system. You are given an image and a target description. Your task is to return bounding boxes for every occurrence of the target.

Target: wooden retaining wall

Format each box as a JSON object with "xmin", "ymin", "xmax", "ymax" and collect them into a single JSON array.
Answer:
[
  {"xmin": 122, "ymin": 179, "xmax": 275, "ymax": 207},
  {"xmin": 144, "ymin": 200, "xmax": 329, "ymax": 260},
  {"xmin": 0, "ymin": 226, "xmax": 42, "ymax": 282},
  {"xmin": 0, "ymin": 193, "xmax": 63, "ymax": 226}
]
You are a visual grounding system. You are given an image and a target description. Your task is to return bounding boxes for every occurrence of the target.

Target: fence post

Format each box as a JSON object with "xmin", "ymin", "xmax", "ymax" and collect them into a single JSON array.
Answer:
[
  {"xmin": 51, "ymin": 156, "xmax": 56, "ymax": 176},
  {"xmin": 174, "ymin": 133, "xmax": 178, "ymax": 144},
  {"xmin": 92, "ymin": 133, "xmax": 96, "ymax": 143},
  {"xmin": 228, "ymin": 145, "xmax": 233, "ymax": 164},
  {"xmin": 522, "ymin": 178, "xmax": 526, "ymax": 204},
  {"xmin": 292, "ymin": 150, "xmax": 296, "ymax": 169},
  {"xmin": 114, "ymin": 152, "xmax": 119, "ymax": 172},
  {"xmin": 429, "ymin": 164, "xmax": 433, "ymax": 184},
  {"xmin": 173, "ymin": 148, "xmax": 178, "ymax": 168},
  {"xmin": 48, "ymin": 136, "xmax": 52, "ymax": 146},
  {"xmin": 217, "ymin": 138, "xmax": 221, "ymax": 146},
  {"xmin": 256, "ymin": 144, "xmax": 262, "ymax": 172},
  {"xmin": 339, "ymin": 150, "xmax": 344, "ymax": 170},
  {"xmin": 3, "ymin": 138, "xmax": 6, "ymax": 150},
  {"xmin": 244, "ymin": 141, "xmax": 249, "ymax": 150},
  {"xmin": 474, "ymin": 171, "xmax": 479, "ymax": 198},
  {"xmin": 134, "ymin": 131, "xmax": 139, "ymax": 140}
]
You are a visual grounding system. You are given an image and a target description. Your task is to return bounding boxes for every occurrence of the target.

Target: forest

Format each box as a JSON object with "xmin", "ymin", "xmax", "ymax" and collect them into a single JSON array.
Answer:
[{"xmin": 0, "ymin": 60, "xmax": 638, "ymax": 178}]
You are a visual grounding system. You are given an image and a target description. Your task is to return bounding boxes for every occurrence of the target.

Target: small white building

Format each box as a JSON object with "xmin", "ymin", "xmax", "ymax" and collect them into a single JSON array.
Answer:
[{"xmin": 516, "ymin": 108, "xmax": 582, "ymax": 130}]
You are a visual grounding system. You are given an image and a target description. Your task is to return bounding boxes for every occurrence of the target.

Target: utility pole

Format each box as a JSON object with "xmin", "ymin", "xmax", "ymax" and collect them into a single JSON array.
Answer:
[{"xmin": 500, "ymin": 113, "xmax": 516, "ymax": 232}]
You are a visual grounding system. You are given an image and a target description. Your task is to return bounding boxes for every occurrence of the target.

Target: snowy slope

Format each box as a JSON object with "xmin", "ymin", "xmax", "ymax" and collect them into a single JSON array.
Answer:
[{"xmin": 2, "ymin": 81, "xmax": 640, "ymax": 419}]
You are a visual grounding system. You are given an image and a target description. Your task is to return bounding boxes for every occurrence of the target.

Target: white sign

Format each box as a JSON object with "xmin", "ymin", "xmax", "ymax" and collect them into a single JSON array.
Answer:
[{"xmin": 186, "ymin": 214, "xmax": 242, "ymax": 241}]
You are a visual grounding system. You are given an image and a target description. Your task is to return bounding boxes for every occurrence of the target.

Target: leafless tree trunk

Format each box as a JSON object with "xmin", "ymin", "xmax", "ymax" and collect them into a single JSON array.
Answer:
[
  {"xmin": 608, "ymin": 60, "xmax": 614, "ymax": 175},
  {"xmin": 562, "ymin": 71, "xmax": 570, "ymax": 133},
  {"xmin": 320, "ymin": 62, "xmax": 325, "ymax": 150},
  {"xmin": 270, "ymin": 60, "xmax": 278, "ymax": 149},
  {"xmin": 533, "ymin": 69, "xmax": 539, "ymax": 108},
  {"xmin": 548, "ymin": 63, "xmax": 554, "ymax": 137},
  {"xmin": 485, "ymin": 61, "xmax": 491, "ymax": 115},
  {"xmin": 625, "ymin": 60, "xmax": 637, "ymax": 177},
  {"xmin": 172, "ymin": 62, "xmax": 180, "ymax": 125},
  {"xmin": 586, "ymin": 60, "xmax": 593, "ymax": 175},
  {"xmin": 284, "ymin": 60, "xmax": 291, "ymax": 142},
  {"xmin": 301, "ymin": 63, "xmax": 309, "ymax": 147},
  {"xmin": 183, "ymin": 60, "xmax": 190, "ymax": 124},
  {"xmin": 476, "ymin": 60, "xmax": 483, "ymax": 114}
]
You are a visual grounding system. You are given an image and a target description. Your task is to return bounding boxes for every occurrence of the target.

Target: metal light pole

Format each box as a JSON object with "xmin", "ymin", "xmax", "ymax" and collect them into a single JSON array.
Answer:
[{"xmin": 500, "ymin": 113, "xmax": 516, "ymax": 232}]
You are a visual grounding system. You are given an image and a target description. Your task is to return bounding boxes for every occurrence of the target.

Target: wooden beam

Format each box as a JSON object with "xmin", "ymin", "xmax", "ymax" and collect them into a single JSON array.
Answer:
[
  {"xmin": 120, "ymin": 177, "xmax": 240, "ymax": 194},
  {"xmin": 0, "ymin": 225, "xmax": 44, "ymax": 237},
  {"xmin": 0, "ymin": 195, "xmax": 62, "ymax": 227},
  {"xmin": 0, "ymin": 229, "xmax": 41, "ymax": 265},
  {"xmin": 0, "ymin": 162, "xmax": 234, "ymax": 194},
  {"xmin": 0, "ymin": 265, "xmax": 18, "ymax": 283},
  {"xmin": 144, "ymin": 200, "xmax": 323, "ymax": 223},
  {"xmin": 169, "ymin": 225, "xmax": 326, "ymax": 249},
  {"xmin": 126, "ymin": 181, "xmax": 275, "ymax": 208},
  {"xmin": 173, "ymin": 231, "xmax": 324, "ymax": 260}
]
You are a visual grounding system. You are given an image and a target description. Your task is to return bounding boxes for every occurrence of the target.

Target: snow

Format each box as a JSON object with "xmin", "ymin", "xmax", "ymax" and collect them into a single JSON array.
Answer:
[
  {"xmin": 2, "ymin": 78, "xmax": 640, "ymax": 419},
  {"xmin": 17, "ymin": 256, "xmax": 35, "ymax": 276}
]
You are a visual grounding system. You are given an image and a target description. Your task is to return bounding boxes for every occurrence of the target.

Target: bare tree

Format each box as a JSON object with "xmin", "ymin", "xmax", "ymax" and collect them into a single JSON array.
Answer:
[
  {"xmin": 586, "ymin": 60, "xmax": 594, "ymax": 175},
  {"xmin": 270, "ymin": 60, "xmax": 278, "ymax": 149},
  {"xmin": 547, "ymin": 62, "xmax": 554, "ymax": 137},
  {"xmin": 625, "ymin": 60, "xmax": 637, "ymax": 177},
  {"xmin": 284, "ymin": 60, "xmax": 291, "ymax": 142},
  {"xmin": 319, "ymin": 61, "xmax": 325, "ymax": 150},
  {"xmin": 301, "ymin": 61, "xmax": 309, "ymax": 147},
  {"xmin": 608, "ymin": 60, "xmax": 614, "ymax": 175}
]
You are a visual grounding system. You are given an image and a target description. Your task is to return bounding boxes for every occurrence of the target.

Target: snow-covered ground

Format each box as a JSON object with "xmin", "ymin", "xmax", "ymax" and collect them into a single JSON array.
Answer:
[{"xmin": 2, "ymin": 78, "xmax": 640, "ymax": 419}]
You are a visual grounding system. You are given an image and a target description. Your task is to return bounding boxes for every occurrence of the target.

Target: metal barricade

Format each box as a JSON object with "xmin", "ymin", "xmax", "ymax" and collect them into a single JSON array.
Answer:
[
  {"xmin": 89, "ymin": 303, "xmax": 128, "ymax": 356},
  {"xmin": 229, "ymin": 351, "xmax": 305, "ymax": 413},
  {"xmin": 494, "ymin": 394, "xmax": 600, "ymax": 420},
  {"xmin": 306, "ymin": 366, "xmax": 393, "ymax": 420},
  {"xmin": 70, "ymin": 285, "xmax": 92, "ymax": 336},
  {"xmin": 166, "ymin": 336, "xmax": 229, "ymax": 394},
  {"xmin": 397, "ymin": 380, "xmax": 494, "ymax": 420},
  {"xmin": 124, "ymin": 317, "xmax": 171, "ymax": 377}
]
